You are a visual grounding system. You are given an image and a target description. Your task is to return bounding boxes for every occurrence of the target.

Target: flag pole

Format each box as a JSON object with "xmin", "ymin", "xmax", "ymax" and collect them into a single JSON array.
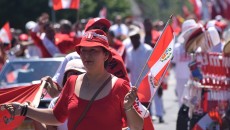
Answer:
[{"xmin": 134, "ymin": 15, "xmax": 173, "ymax": 87}]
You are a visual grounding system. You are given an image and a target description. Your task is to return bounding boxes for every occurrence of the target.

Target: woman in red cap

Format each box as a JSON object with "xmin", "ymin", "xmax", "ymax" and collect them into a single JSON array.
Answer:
[{"xmin": 2, "ymin": 29, "xmax": 144, "ymax": 130}]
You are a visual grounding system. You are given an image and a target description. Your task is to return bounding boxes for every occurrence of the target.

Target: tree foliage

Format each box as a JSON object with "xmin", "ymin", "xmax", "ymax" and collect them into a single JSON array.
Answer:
[
  {"xmin": 0, "ymin": 0, "xmax": 191, "ymax": 31},
  {"xmin": 0, "ymin": 0, "xmax": 131, "ymax": 31}
]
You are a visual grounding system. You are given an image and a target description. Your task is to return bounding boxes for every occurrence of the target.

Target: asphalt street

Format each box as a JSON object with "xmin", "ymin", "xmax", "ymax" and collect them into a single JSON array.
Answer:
[{"xmin": 152, "ymin": 69, "xmax": 179, "ymax": 130}]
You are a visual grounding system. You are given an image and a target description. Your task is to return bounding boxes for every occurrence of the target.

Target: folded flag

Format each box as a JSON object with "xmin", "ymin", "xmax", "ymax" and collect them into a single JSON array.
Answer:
[{"xmin": 0, "ymin": 83, "xmax": 44, "ymax": 129}]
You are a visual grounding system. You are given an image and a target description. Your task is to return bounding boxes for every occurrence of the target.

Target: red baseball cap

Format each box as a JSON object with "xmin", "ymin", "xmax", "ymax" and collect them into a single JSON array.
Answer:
[
  {"xmin": 75, "ymin": 29, "xmax": 112, "ymax": 60},
  {"xmin": 84, "ymin": 17, "xmax": 111, "ymax": 32}
]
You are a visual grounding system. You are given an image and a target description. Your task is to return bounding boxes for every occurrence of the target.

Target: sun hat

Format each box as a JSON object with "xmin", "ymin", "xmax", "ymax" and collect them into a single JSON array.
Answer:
[
  {"xmin": 62, "ymin": 59, "xmax": 86, "ymax": 86},
  {"xmin": 177, "ymin": 19, "xmax": 203, "ymax": 43},
  {"xmin": 84, "ymin": 17, "xmax": 111, "ymax": 32},
  {"xmin": 25, "ymin": 21, "xmax": 37, "ymax": 30},
  {"xmin": 185, "ymin": 26, "xmax": 220, "ymax": 53},
  {"xmin": 75, "ymin": 29, "xmax": 112, "ymax": 60},
  {"xmin": 128, "ymin": 25, "xmax": 140, "ymax": 37},
  {"xmin": 223, "ymin": 40, "xmax": 230, "ymax": 54},
  {"xmin": 64, "ymin": 59, "xmax": 86, "ymax": 74},
  {"xmin": 184, "ymin": 27, "xmax": 204, "ymax": 52}
]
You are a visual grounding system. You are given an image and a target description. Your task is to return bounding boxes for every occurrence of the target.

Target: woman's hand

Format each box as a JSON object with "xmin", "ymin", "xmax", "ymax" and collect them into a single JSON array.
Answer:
[
  {"xmin": 41, "ymin": 76, "xmax": 61, "ymax": 98},
  {"xmin": 124, "ymin": 86, "xmax": 137, "ymax": 110},
  {"xmin": 1, "ymin": 102, "xmax": 24, "ymax": 116}
]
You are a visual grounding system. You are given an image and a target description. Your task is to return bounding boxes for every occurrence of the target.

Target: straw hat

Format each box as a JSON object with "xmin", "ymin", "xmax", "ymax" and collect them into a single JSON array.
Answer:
[
  {"xmin": 177, "ymin": 19, "xmax": 203, "ymax": 43},
  {"xmin": 223, "ymin": 41, "xmax": 230, "ymax": 54}
]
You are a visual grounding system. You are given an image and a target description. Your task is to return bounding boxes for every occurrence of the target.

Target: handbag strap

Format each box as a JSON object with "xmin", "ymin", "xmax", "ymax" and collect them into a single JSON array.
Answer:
[{"xmin": 73, "ymin": 75, "xmax": 112, "ymax": 130}]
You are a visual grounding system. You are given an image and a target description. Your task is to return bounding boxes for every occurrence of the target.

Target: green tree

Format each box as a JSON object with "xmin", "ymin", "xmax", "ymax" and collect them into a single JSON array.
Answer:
[
  {"xmin": 0, "ymin": 0, "xmax": 131, "ymax": 31},
  {"xmin": 136, "ymin": 0, "xmax": 191, "ymax": 22}
]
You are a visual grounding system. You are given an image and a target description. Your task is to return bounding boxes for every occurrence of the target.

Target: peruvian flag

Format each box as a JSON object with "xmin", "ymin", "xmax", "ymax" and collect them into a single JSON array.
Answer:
[
  {"xmin": 0, "ymin": 82, "xmax": 45, "ymax": 129},
  {"xmin": 52, "ymin": 0, "xmax": 80, "ymax": 11},
  {"xmin": 0, "ymin": 22, "xmax": 12, "ymax": 44},
  {"xmin": 137, "ymin": 24, "xmax": 174, "ymax": 102}
]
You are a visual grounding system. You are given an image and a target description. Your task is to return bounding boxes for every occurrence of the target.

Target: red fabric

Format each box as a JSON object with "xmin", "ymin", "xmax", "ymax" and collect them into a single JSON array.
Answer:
[
  {"xmin": 110, "ymin": 39, "xmax": 126, "ymax": 60},
  {"xmin": 189, "ymin": 0, "xmax": 202, "ymax": 20},
  {"xmin": 55, "ymin": 33, "xmax": 76, "ymax": 54},
  {"xmin": 143, "ymin": 115, "xmax": 155, "ymax": 130},
  {"xmin": 30, "ymin": 32, "xmax": 52, "ymax": 57},
  {"xmin": 52, "ymin": 0, "xmax": 80, "ymax": 11},
  {"xmin": 0, "ymin": 84, "xmax": 41, "ymax": 130},
  {"xmin": 107, "ymin": 48, "xmax": 130, "ymax": 82},
  {"xmin": 53, "ymin": 75, "xmax": 135, "ymax": 130},
  {"xmin": 0, "ymin": 22, "xmax": 12, "ymax": 44},
  {"xmin": 151, "ymin": 30, "xmax": 161, "ymax": 45}
]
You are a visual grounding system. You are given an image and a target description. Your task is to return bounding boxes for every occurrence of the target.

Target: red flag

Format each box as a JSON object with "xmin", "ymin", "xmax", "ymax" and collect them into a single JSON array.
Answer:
[
  {"xmin": 52, "ymin": 0, "xmax": 80, "ymax": 10},
  {"xmin": 0, "ymin": 22, "xmax": 12, "ymax": 44},
  {"xmin": 99, "ymin": 7, "xmax": 107, "ymax": 18},
  {"xmin": 189, "ymin": 0, "xmax": 202, "ymax": 20},
  {"xmin": 0, "ymin": 83, "xmax": 44, "ymax": 129},
  {"xmin": 137, "ymin": 25, "xmax": 174, "ymax": 102}
]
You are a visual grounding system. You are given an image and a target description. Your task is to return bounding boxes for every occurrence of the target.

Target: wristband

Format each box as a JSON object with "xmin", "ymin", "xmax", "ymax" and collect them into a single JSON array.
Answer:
[{"xmin": 20, "ymin": 104, "xmax": 28, "ymax": 116}]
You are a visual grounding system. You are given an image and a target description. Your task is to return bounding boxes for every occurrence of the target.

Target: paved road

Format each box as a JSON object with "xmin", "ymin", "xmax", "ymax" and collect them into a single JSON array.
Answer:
[{"xmin": 152, "ymin": 70, "xmax": 179, "ymax": 130}]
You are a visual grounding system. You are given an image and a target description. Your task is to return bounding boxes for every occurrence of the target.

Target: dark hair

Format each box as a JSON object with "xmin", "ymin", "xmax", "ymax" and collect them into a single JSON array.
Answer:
[{"xmin": 102, "ymin": 47, "xmax": 110, "ymax": 68}]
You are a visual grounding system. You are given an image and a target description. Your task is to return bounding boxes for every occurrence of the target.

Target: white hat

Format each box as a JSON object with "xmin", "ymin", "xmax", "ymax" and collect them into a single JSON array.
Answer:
[
  {"xmin": 186, "ymin": 27, "xmax": 220, "ymax": 53},
  {"xmin": 177, "ymin": 19, "xmax": 203, "ymax": 43},
  {"xmin": 64, "ymin": 59, "xmax": 86, "ymax": 73},
  {"xmin": 128, "ymin": 25, "xmax": 140, "ymax": 37},
  {"xmin": 207, "ymin": 27, "xmax": 220, "ymax": 47},
  {"xmin": 25, "ymin": 21, "xmax": 37, "ymax": 30},
  {"xmin": 206, "ymin": 20, "xmax": 216, "ymax": 29}
]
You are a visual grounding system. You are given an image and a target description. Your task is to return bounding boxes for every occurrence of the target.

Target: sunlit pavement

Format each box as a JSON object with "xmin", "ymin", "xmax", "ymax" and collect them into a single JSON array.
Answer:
[{"xmin": 152, "ymin": 70, "xmax": 179, "ymax": 130}]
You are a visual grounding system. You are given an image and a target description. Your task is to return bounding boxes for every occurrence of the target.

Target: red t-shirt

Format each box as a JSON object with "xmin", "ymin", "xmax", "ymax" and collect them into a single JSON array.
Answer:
[
  {"xmin": 53, "ymin": 75, "xmax": 132, "ymax": 130},
  {"xmin": 55, "ymin": 33, "xmax": 76, "ymax": 54}
]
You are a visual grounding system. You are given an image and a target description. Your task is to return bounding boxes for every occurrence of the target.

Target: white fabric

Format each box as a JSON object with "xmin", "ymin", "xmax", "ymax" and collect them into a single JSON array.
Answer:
[
  {"xmin": 49, "ymin": 97, "xmax": 68, "ymax": 130},
  {"xmin": 52, "ymin": 52, "xmax": 81, "ymax": 86},
  {"xmin": 0, "ymin": 27, "xmax": 10, "ymax": 43},
  {"xmin": 40, "ymin": 33, "xmax": 61, "ymax": 57},
  {"xmin": 110, "ymin": 24, "xmax": 129, "ymax": 38},
  {"xmin": 25, "ymin": 45, "xmax": 42, "ymax": 58},
  {"xmin": 172, "ymin": 43, "xmax": 192, "ymax": 79},
  {"xmin": 61, "ymin": 0, "xmax": 72, "ymax": 9},
  {"xmin": 125, "ymin": 43, "xmax": 152, "ymax": 86},
  {"xmin": 172, "ymin": 42, "xmax": 192, "ymax": 106}
]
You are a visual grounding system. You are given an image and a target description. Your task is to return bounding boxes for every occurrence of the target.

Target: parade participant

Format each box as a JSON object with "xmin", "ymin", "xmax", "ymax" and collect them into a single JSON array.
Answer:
[
  {"xmin": 2, "ymin": 29, "xmax": 144, "ymax": 130},
  {"xmin": 33, "ymin": 59, "xmax": 86, "ymax": 130},
  {"xmin": 52, "ymin": 17, "xmax": 129, "ymax": 89},
  {"xmin": 110, "ymin": 15, "xmax": 129, "ymax": 41}
]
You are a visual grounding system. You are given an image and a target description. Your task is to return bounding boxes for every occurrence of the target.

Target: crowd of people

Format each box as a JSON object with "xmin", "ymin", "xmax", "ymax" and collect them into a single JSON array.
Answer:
[{"xmin": 1, "ymin": 9, "xmax": 230, "ymax": 130}]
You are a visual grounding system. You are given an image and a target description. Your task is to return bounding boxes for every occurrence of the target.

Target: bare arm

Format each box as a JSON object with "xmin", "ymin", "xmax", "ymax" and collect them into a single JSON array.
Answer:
[
  {"xmin": 124, "ymin": 87, "xmax": 144, "ymax": 130},
  {"xmin": 1, "ymin": 103, "xmax": 63, "ymax": 126},
  {"xmin": 27, "ymin": 107, "xmax": 62, "ymax": 125}
]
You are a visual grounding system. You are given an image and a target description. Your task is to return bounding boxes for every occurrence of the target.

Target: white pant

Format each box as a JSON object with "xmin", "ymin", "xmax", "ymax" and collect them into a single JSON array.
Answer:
[{"xmin": 175, "ymin": 78, "xmax": 188, "ymax": 107}]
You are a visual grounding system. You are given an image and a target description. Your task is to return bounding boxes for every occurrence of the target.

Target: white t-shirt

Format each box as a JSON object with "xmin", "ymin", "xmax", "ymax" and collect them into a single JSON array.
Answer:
[
  {"xmin": 110, "ymin": 24, "xmax": 129, "ymax": 38},
  {"xmin": 125, "ymin": 43, "xmax": 152, "ymax": 86},
  {"xmin": 49, "ymin": 97, "xmax": 68, "ymax": 130},
  {"xmin": 172, "ymin": 43, "xmax": 192, "ymax": 79},
  {"xmin": 52, "ymin": 52, "xmax": 80, "ymax": 86}
]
